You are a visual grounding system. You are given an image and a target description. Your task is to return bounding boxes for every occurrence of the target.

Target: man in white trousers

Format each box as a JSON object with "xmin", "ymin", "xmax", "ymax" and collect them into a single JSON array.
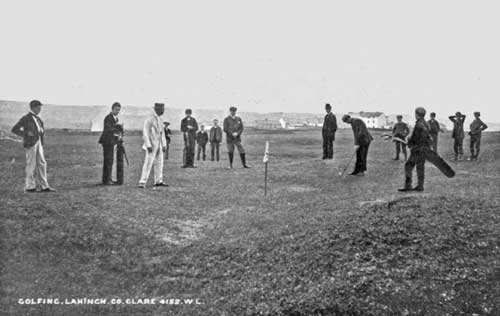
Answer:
[
  {"xmin": 11, "ymin": 100, "xmax": 56, "ymax": 192},
  {"xmin": 138, "ymin": 103, "xmax": 168, "ymax": 188}
]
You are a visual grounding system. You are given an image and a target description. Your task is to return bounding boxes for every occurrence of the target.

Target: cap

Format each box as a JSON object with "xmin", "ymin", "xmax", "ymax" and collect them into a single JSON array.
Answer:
[
  {"xmin": 325, "ymin": 103, "xmax": 332, "ymax": 109},
  {"xmin": 185, "ymin": 108, "xmax": 192, "ymax": 114},
  {"xmin": 163, "ymin": 121, "xmax": 170, "ymax": 125},
  {"xmin": 154, "ymin": 103, "xmax": 165, "ymax": 108},
  {"xmin": 415, "ymin": 107, "xmax": 426, "ymax": 117},
  {"xmin": 342, "ymin": 114, "xmax": 351, "ymax": 122},
  {"xmin": 396, "ymin": 115, "xmax": 403, "ymax": 119},
  {"xmin": 229, "ymin": 106, "xmax": 237, "ymax": 112},
  {"xmin": 474, "ymin": 111, "xmax": 480, "ymax": 116},
  {"xmin": 29, "ymin": 100, "xmax": 42, "ymax": 109},
  {"xmin": 455, "ymin": 111, "xmax": 462, "ymax": 116},
  {"xmin": 430, "ymin": 112, "xmax": 436, "ymax": 116},
  {"xmin": 112, "ymin": 102, "xmax": 121, "ymax": 108}
]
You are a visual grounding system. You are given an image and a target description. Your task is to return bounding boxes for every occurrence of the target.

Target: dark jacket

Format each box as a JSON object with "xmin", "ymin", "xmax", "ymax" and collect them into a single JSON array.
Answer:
[
  {"xmin": 449, "ymin": 115, "xmax": 466, "ymax": 139},
  {"xmin": 98, "ymin": 113, "xmax": 120, "ymax": 145},
  {"xmin": 196, "ymin": 131, "xmax": 209, "ymax": 145},
  {"xmin": 427, "ymin": 119, "xmax": 441, "ymax": 135},
  {"xmin": 408, "ymin": 118, "xmax": 432, "ymax": 151},
  {"xmin": 392, "ymin": 122, "xmax": 410, "ymax": 139},
  {"xmin": 210, "ymin": 126, "xmax": 223, "ymax": 143},
  {"xmin": 181, "ymin": 117, "xmax": 198, "ymax": 136},
  {"xmin": 469, "ymin": 119, "xmax": 488, "ymax": 135},
  {"xmin": 11, "ymin": 112, "xmax": 45, "ymax": 148},
  {"xmin": 164, "ymin": 128, "xmax": 172, "ymax": 143},
  {"xmin": 351, "ymin": 118, "xmax": 373, "ymax": 146},
  {"xmin": 223, "ymin": 115, "xmax": 244, "ymax": 142},
  {"xmin": 322, "ymin": 112, "xmax": 338, "ymax": 139}
]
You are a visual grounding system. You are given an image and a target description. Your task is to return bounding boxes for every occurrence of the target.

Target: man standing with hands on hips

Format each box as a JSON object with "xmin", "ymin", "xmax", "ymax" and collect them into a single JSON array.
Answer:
[
  {"xmin": 11, "ymin": 100, "xmax": 56, "ymax": 192},
  {"xmin": 223, "ymin": 106, "xmax": 250, "ymax": 168},
  {"xmin": 138, "ymin": 103, "xmax": 168, "ymax": 188}
]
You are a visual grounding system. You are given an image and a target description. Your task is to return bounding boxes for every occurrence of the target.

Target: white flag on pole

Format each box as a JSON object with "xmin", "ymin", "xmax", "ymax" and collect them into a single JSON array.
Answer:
[{"xmin": 263, "ymin": 141, "xmax": 269, "ymax": 163}]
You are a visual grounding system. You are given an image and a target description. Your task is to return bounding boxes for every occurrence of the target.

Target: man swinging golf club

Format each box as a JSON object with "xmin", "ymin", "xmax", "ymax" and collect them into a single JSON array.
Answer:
[
  {"xmin": 342, "ymin": 114, "xmax": 373, "ymax": 176},
  {"xmin": 399, "ymin": 107, "xmax": 455, "ymax": 192}
]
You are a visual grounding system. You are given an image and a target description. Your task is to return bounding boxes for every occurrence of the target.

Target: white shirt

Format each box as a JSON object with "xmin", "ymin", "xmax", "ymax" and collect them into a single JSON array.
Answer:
[{"xmin": 30, "ymin": 111, "xmax": 43, "ymax": 133}]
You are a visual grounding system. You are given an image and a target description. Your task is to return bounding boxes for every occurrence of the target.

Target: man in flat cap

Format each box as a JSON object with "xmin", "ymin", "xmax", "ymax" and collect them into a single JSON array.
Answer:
[
  {"xmin": 322, "ymin": 103, "xmax": 338, "ymax": 159},
  {"xmin": 138, "ymin": 103, "xmax": 168, "ymax": 188},
  {"xmin": 468, "ymin": 111, "xmax": 488, "ymax": 161},
  {"xmin": 449, "ymin": 111, "xmax": 466, "ymax": 161},
  {"xmin": 223, "ymin": 106, "xmax": 250, "ymax": 168},
  {"xmin": 210, "ymin": 118, "xmax": 223, "ymax": 161},
  {"xmin": 342, "ymin": 114, "xmax": 373, "ymax": 176},
  {"xmin": 98, "ymin": 102, "xmax": 122, "ymax": 185},
  {"xmin": 11, "ymin": 100, "xmax": 56, "ymax": 192},
  {"xmin": 391, "ymin": 115, "xmax": 410, "ymax": 161},
  {"xmin": 180, "ymin": 109, "xmax": 198, "ymax": 168},
  {"xmin": 196, "ymin": 124, "xmax": 209, "ymax": 161},
  {"xmin": 427, "ymin": 112, "xmax": 442, "ymax": 153}
]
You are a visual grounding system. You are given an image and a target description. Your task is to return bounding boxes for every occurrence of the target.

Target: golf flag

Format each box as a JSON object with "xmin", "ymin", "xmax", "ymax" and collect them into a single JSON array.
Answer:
[{"xmin": 263, "ymin": 141, "xmax": 269, "ymax": 163}]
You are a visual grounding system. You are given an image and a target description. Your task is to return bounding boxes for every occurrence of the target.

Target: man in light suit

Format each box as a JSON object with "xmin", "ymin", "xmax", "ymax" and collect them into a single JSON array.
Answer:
[
  {"xmin": 138, "ymin": 103, "xmax": 168, "ymax": 188},
  {"xmin": 11, "ymin": 100, "xmax": 56, "ymax": 192}
]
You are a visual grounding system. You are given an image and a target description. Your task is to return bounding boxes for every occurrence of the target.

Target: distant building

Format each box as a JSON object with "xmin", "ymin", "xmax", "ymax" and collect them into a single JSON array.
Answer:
[
  {"xmin": 349, "ymin": 111, "xmax": 389, "ymax": 129},
  {"xmin": 254, "ymin": 118, "xmax": 286, "ymax": 129}
]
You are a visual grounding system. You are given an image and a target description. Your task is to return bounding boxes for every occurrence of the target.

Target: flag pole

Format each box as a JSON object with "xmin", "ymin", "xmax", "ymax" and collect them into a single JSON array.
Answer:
[{"xmin": 263, "ymin": 141, "xmax": 269, "ymax": 196}]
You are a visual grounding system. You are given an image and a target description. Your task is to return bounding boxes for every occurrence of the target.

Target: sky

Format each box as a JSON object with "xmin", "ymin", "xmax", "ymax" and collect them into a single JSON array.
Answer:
[{"xmin": 1, "ymin": 0, "xmax": 499, "ymax": 120}]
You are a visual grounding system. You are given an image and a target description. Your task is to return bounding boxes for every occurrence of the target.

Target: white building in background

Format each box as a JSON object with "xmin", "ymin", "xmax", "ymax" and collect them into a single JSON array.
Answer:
[{"xmin": 348, "ymin": 111, "xmax": 388, "ymax": 129}]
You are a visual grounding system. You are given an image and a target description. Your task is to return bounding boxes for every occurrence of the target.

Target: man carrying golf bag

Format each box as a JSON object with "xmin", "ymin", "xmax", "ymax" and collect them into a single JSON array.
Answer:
[{"xmin": 399, "ymin": 107, "xmax": 455, "ymax": 192}]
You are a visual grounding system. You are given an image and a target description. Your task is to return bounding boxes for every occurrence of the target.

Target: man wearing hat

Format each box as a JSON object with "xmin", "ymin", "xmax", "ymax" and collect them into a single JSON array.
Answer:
[
  {"xmin": 138, "ymin": 103, "xmax": 168, "ymax": 188},
  {"xmin": 180, "ymin": 109, "xmax": 198, "ymax": 168},
  {"xmin": 209, "ymin": 118, "xmax": 223, "ymax": 161},
  {"xmin": 427, "ymin": 112, "xmax": 442, "ymax": 152},
  {"xmin": 223, "ymin": 106, "xmax": 250, "ymax": 168},
  {"xmin": 196, "ymin": 124, "xmax": 209, "ymax": 161},
  {"xmin": 391, "ymin": 115, "xmax": 410, "ymax": 161},
  {"xmin": 322, "ymin": 103, "xmax": 338, "ymax": 159},
  {"xmin": 449, "ymin": 111, "xmax": 467, "ymax": 161},
  {"xmin": 11, "ymin": 100, "xmax": 56, "ymax": 192},
  {"xmin": 399, "ymin": 107, "xmax": 433, "ymax": 192},
  {"xmin": 341, "ymin": 114, "xmax": 373, "ymax": 176},
  {"xmin": 468, "ymin": 111, "xmax": 488, "ymax": 161},
  {"xmin": 98, "ymin": 102, "xmax": 122, "ymax": 185}
]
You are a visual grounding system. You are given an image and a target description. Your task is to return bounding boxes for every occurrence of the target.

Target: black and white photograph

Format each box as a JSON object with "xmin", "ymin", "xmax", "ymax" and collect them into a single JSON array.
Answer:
[{"xmin": 1, "ymin": 1, "xmax": 499, "ymax": 315}]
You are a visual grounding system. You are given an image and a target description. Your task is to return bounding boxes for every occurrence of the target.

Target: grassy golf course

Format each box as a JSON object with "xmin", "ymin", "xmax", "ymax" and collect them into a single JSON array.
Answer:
[{"xmin": 1, "ymin": 128, "xmax": 499, "ymax": 315}]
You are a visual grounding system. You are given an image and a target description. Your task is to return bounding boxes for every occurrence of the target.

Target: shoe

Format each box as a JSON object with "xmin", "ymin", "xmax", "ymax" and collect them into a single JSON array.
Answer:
[
  {"xmin": 243, "ymin": 165, "xmax": 251, "ymax": 169},
  {"xmin": 356, "ymin": 171, "xmax": 365, "ymax": 176},
  {"xmin": 102, "ymin": 181, "xmax": 114, "ymax": 185},
  {"xmin": 154, "ymin": 182, "xmax": 169, "ymax": 187},
  {"xmin": 138, "ymin": 184, "xmax": 146, "ymax": 188},
  {"xmin": 413, "ymin": 186, "xmax": 424, "ymax": 192},
  {"xmin": 41, "ymin": 187, "xmax": 56, "ymax": 192},
  {"xmin": 392, "ymin": 157, "xmax": 399, "ymax": 161},
  {"xmin": 25, "ymin": 188, "xmax": 37, "ymax": 193},
  {"xmin": 349, "ymin": 171, "xmax": 359, "ymax": 176},
  {"xmin": 398, "ymin": 187, "xmax": 413, "ymax": 192}
]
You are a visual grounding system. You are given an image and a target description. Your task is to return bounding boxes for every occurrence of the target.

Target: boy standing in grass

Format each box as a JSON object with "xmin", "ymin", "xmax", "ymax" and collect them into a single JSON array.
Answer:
[
  {"xmin": 210, "ymin": 119, "xmax": 223, "ymax": 161},
  {"xmin": 196, "ymin": 124, "xmax": 209, "ymax": 161}
]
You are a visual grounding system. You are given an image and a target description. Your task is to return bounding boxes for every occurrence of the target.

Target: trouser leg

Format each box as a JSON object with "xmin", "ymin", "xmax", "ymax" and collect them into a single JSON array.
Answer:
[
  {"xmin": 416, "ymin": 155, "xmax": 425, "ymax": 189},
  {"xmin": 216, "ymin": 143, "xmax": 220, "ymax": 161},
  {"xmin": 102, "ymin": 144, "xmax": 114, "ymax": 183},
  {"xmin": 227, "ymin": 142, "xmax": 235, "ymax": 167},
  {"xmin": 202, "ymin": 144, "xmax": 206, "ymax": 160},
  {"xmin": 354, "ymin": 147, "xmax": 362, "ymax": 173},
  {"xmin": 402, "ymin": 143, "xmax": 407, "ymax": 160},
  {"xmin": 211, "ymin": 143, "xmax": 215, "ymax": 161},
  {"xmin": 139, "ymin": 150, "xmax": 155, "ymax": 184},
  {"xmin": 35, "ymin": 141, "xmax": 50, "ymax": 189},
  {"xmin": 322, "ymin": 134, "xmax": 328, "ymax": 158},
  {"xmin": 395, "ymin": 142, "xmax": 401, "ymax": 159},
  {"xmin": 197, "ymin": 145, "xmax": 201, "ymax": 160},
  {"xmin": 404, "ymin": 153, "xmax": 417, "ymax": 188},
  {"xmin": 116, "ymin": 144, "xmax": 124, "ymax": 185},
  {"xmin": 153, "ymin": 146, "xmax": 164, "ymax": 184},
  {"xmin": 25, "ymin": 144, "xmax": 37, "ymax": 190},
  {"xmin": 476, "ymin": 136, "xmax": 481, "ymax": 157}
]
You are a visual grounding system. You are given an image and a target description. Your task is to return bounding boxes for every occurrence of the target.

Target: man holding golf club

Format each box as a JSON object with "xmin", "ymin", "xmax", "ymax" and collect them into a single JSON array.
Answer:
[
  {"xmin": 98, "ymin": 102, "xmax": 122, "ymax": 185},
  {"xmin": 223, "ymin": 106, "xmax": 250, "ymax": 169},
  {"xmin": 342, "ymin": 114, "xmax": 373, "ymax": 176},
  {"xmin": 391, "ymin": 115, "xmax": 410, "ymax": 161}
]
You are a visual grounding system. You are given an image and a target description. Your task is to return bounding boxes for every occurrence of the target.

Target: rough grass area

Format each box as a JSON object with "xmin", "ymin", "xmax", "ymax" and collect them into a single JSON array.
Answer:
[{"xmin": 1, "ymin": 128, "xmax": 499, "ymax": 315}]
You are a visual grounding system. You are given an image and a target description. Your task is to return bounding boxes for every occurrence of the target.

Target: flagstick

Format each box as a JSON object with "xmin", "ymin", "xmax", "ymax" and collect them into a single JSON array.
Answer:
[{"xmin": 264, "ymin": 161, "xmax": 268, "ymax": 196}]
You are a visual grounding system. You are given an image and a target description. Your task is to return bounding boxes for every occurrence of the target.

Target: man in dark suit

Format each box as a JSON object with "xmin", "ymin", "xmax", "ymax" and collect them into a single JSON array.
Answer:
[
  {"xmin": 98, "ymin": 102, "xmax": 121, "ymax": 185},
  {"xmin": 196, "ymin": 124, "xmax": 209, "ymax": 161},
  {"xmin": 449, "ymin": 111, "xmax": 466, "ymax": 161},
  {"xmin": 342, "ymin": 114, "xmax": 373, "ymax": 176},
  {"xmin": 210, "ymin": 119, "xmax": 223, "ymax": 161},
  {"xmin": 322, "ymin": 103, "xmax": 337, "ymax": 159},
  {"xmin": 180, "ymin": 109, "xmax": 199, "ymax": 168},
  {"xmin": 392, "ymin": 115, "xmax": 410, "ymax": 161},
  {"xmin": 11, "ymin": 100, "xmax": 56, "ymax": 192},
  {"xmin": 427, "ymin": 112, "xmax": 442, "ymax": 152},
  {"xmin": 468, "ymin": 111, "xmax": 488, "ymax": 161},
  {"xmin": 223, "ymin": 106, "xmax": 250, "ymax": 168}
]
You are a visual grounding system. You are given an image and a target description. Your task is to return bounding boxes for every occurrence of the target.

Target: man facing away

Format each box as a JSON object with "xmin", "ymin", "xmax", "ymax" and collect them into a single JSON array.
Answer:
[
  {"xmin": 468, "ymin": 111, "xmax": 488, "ymax": 161},
  {"xmin": 322, "ymin": 103, "xmax": 337, "ymax": 159},
  {"xmin": 223, "ymin": 106, "xmax": 250, "ymax": 168},
  {"xmin": 180, "ymin": 109, "xmax": 198, "ymax": 168},
  {"xmin": 341, "ymin": 114, "xmax": 373, "ymax": 176},
  {"xmin": 392, "ymin": 115, "xmax": 410, "ymax": 161},
  {"xmin": 163, "ymin": 122, "xmax": 172, "ymax": 160},
  {"xmin": 427, "ymin": 112, "xmax": 442, "ymax": 152},
  {"xmin": 399, "ymin": 107, "xmax": 433, "ymax": 192},
  {"xmin": 196, "ymin": 124, "xmax": 209, "ymax": 161},
  {"xmin": 210, "ymin": 119, "xmax": 223, "ymax": 161},
  {"xmin": 138, "ymin": 103, "xmax": 168, "ymax": 188},
  {"xmin": 449, "ymin": 111, "xmax": 466, "ymax": 161},
  {"xmin": 11, "ymin": 100, "xmax": 56, "ymax": 192},
  {"xmin": 98, "ymin": 102, "xmax": 122, "ymax": 185}
]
